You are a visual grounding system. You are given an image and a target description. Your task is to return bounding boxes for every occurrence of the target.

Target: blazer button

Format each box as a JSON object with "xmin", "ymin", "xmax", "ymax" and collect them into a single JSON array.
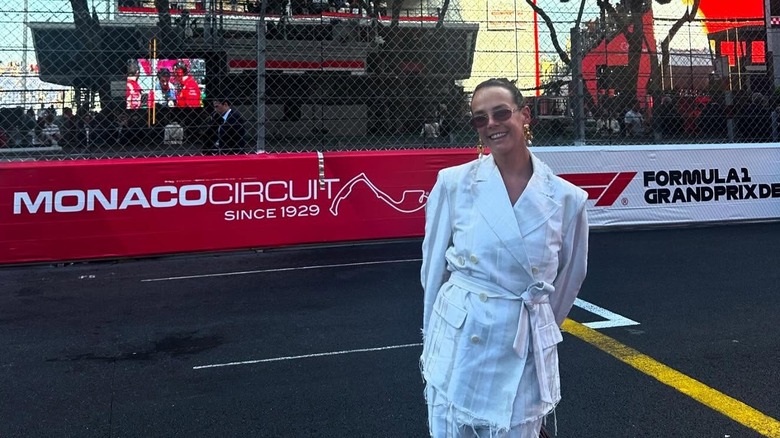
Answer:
[
  {"xmin": 470, "ymin": 254, "xmax": 479, "ymax": 264},
  {"xmin": 531, "ymin": 266, "xmax": 540, "ymax": 275},
  {"xmin": 479, "ymin": 292, "xmax": 488, "ymax": 302},
  {"xmin": 470, "ymin": 335, "xmax": 480, "ymax": 344},
  {"xmin": 458, "ymin": 256, "xmax": 466, "ymax": 266}
]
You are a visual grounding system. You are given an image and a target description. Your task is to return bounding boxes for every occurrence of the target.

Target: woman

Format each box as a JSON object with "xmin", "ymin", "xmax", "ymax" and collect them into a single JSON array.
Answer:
[{"xmin": 420, "ymin": 78, "xmax": 589, "ymax": 438}]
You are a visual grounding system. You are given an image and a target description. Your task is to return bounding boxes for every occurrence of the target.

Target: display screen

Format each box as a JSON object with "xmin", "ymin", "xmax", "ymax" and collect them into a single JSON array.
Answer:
[{"xmin": 126, "ymin": 58, "xmax": 206, "ymax": 109}]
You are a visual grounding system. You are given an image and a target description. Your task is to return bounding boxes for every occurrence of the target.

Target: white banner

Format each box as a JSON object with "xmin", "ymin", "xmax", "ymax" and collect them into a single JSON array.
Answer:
[{"xmin": 533, "ymin": 143, "xmax": 780, "ymax": 228}]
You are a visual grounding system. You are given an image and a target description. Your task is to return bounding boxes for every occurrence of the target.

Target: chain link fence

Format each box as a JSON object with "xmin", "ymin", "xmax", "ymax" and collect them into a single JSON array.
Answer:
[{"xmin": 0, "ymin": 0, "xmax": 776, "ymax": 161}]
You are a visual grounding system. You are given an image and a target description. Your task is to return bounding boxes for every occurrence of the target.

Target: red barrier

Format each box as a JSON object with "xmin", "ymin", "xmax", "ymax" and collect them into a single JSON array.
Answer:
[{"xmin": 0, "ymin": 150, "xmax": 472, "ymax": 265}]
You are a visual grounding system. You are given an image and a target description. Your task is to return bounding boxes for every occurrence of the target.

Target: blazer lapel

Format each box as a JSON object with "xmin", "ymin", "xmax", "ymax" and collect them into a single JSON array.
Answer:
[
  {"xmin": 472, "ymin": 155, "xmax": 530, "ymax": 270},
  {"xmin": 516, "ymin": 154, "xmax": 561, "ymax": 237},
  {"xmin": 472, "ymin": 154, "xmax": 562, "ymax": 277}
]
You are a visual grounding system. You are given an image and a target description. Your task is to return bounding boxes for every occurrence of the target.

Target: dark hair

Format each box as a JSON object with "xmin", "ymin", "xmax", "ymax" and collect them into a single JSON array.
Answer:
[
  {"xmin": 173, "ymin": 61, "xmax": 188, "ymax": 74},
  {"xmin": 158, "ymin": 68, "xmax": 171, "ymax": 77},
  {"xmin": 127, "ymin": 61, "xmax": 140, "ymax": 76},
  {"xmin": 473, "ymin": 78, "xmax": 525, "ymax": 108}
]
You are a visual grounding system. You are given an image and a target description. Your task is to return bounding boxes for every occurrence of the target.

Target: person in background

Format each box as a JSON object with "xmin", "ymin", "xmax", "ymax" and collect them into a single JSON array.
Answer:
[
  {"xmin": 420, "ymin": 78, "xmax": 589, "ymax": 438},
  {"xmin": 126, "ymin": 61, "xmax": 144, "ymax": 110},
  {"xmin": 738, "ymin": 92, "xmax": 772, "ymax": 142},
  {"xmin": 172, "ymin": 61, "xmax": 202, "ymax": 108},
  {"xmin": 623, "ymin": 101, "xmax": 644, "ymax": 137},
  {"xmin": 23, "ymin": 108, "xmax": 37, "ymax": 145},
  {"xmin": 36, "ymin": 110, "xmax": 62, "ymax": 146},
  {"xmin": 206, "ymin": 98, "xmax": 247, "ymax": 155},
  {"xmin": 652, "ymin": 96, "xmax": 681, "ymax": 140},
  {"xmin": 58, "ymin": 107, "xmax": 78, "ymax": 148},
  {"xmin": 154, "ymin": 68, "xmax": 177, "ymax": 107},
  {"xmin": 76, "ymin": 111, "xmax": 100, "ymax": 150}
]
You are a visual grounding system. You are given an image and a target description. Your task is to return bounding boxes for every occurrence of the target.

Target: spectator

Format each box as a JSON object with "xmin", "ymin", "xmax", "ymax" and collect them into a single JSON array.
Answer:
[
  {"xmin": 76, "ymin": 111, "xmax": 100, "ymax": 150},
  {"xmin": 738, "ymin": 92, "xmax": 772, "ymax": 142},
  {"xmin": 58, "ymin": 107, "xmax": 78, "ymax": 148},
  {"xmin": 36, "ymin": 111, "xmax": 62, "ymax": 147},
  {"xmin": 596, "ymin": 108, "xmax": 620, "ymax": 135},
  {"xmin": 23, "ymin": 108, "xmax": 37, "ymax": 145},
  {"xmin": 206, "ymin": 98, "xmax": 247, "ymax": 154},
  {"xmin": 311, "ymin": 0, "xmax": 329, "ymax": 13},
  {"xmin": 420, "ymin": 120, "xmax": 439, "ymax": 138},
  {"xmin": 697, "ymin": 98, "xmax": 727, "ymax": 139},
  {"xmin": 653, "ymin": 96, "xmax": 681, "ymax": 140},
  {"xmin": 110, "ymin": 110, "xmax": 139, "ymax": 147},
  {"xmin": 624, "ymin": 101, "xmax": 644, "ymax": 137}
]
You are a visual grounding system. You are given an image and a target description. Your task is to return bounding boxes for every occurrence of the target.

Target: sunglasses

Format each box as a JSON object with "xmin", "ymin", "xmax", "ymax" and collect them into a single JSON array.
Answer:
[{"xmin": 470, "ymin": 107, "xmax": 520, "ymax": 129}]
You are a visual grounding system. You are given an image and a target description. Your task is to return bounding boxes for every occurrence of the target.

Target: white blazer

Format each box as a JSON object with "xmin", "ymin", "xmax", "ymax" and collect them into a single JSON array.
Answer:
[{"xmin": 420, "ymin": 152, "xmax": 589, "ymax": 431}]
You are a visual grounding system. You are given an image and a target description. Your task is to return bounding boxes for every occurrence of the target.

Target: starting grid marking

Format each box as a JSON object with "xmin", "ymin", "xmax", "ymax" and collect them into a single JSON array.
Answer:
[
  {"xmin": 138, "ymin": 253, "xmax": 780, "ymax": 436},
  {"xmin": 191, "ymin": 299, "xmax": 638, "ymax": 371},
  {"xmin": 192, "ymin": 343, "xmax": 423, "ymax": 370},
  {"xmin": 143, "ymin": 259, "xmax": 641, "ymax": 329},
  {"xmin": 182, "ymin": 258, "xmax": 780, "ymax": 436},
  {"xmin": 140, "ymin": 259, "xmax": 640, "ymax": 330},
  {"xmin": 150, "ymin": 257, "xmax": 643, "ymax": 368},
  {"xmin": 575, "ymin": 298, "xmax": 640, "ymax": 329}
]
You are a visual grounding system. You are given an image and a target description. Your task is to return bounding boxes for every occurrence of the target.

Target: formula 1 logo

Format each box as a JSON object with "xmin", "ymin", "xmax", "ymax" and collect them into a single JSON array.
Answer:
[{"xmin": 559, "ymin": 172, "xmax": 637, "ymax": 207}]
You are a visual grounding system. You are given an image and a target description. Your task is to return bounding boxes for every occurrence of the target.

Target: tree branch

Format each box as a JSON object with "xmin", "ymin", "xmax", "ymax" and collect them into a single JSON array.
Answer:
[
  {"xmin": 436, "ymin": 0, "xmax": 450, "ymax": 29},
  {"xmin": 660, "ymin": 0, "xmax": 701, "ymax": 74},
  {"xmin": 524, "ymin": 0, "xmax": 570, "ymax": 65}
]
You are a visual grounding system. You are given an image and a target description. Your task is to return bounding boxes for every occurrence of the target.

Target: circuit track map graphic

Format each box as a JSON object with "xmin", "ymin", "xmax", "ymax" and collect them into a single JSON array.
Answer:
[{"xmin": 329, "ymin": 173, "xmax": 429, "ymax": 216}]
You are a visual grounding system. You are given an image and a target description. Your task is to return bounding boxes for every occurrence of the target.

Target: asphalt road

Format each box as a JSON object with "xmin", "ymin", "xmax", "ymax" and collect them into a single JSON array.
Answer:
[{"xmin": 1, "ymin": 222, "xmax": 779, "ymax": 437}]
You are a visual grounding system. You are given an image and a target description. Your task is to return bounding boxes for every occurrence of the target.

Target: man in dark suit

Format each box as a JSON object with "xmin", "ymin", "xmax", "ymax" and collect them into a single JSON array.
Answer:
[{"xmin": 207, "ymin": 99, "xmax": 247, "ymax": 155}]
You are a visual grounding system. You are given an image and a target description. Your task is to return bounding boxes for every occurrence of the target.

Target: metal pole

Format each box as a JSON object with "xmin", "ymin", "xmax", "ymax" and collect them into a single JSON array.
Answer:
[
  {"xmin": 571, "ymin": 26, "xmax": 585, "ymax": 145},
  {"xmin": 22, "ymin": 0, "xmax": 28, "ymax": 108},
  {"xmin": 256, "ymin": 10, "xmax": 267, "ymax": 153},
  {"xmin": 688, "ymin": 18, "xmax": 693, "ymax": 93},
  {"xmin": 726, "ymin": 90, "xmax": 735, "ymax": 142}
]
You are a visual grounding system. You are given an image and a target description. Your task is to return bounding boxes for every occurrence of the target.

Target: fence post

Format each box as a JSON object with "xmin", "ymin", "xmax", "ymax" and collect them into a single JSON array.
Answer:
[
  {"xmin": 256, "ymin": 17, "xmax": 267, "ymax": 153},
  {"xmin": 725, "ymin": 90, "xmax": 735, "ymax": 142},
  {"xmin": 570, "ymin": 26, "xmax": 585, "ymax": 146}
]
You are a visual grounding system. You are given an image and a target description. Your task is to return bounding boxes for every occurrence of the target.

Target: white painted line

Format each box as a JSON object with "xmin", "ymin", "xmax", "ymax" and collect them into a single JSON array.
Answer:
[
  {"xmin": 142, "ymin": 258, "xmax": 423, "ymax": 282},
  {"xmin": 574, "ymin": 298, "xmax": 640, "ymax": 329},
  {"xmin": 192, "ymin": 301, "xmax": 636, "ymax": 370},
  {"xmin": 193, "ymin": 342, "xmax": 423, "ymax": 370}
]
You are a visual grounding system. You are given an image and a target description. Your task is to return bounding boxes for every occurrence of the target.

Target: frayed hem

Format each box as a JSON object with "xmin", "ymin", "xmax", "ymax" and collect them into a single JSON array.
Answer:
[
  {"xmin": 509, "ymin": 401, "xmax": 558, "ymax": 436},
  {"xmin": 424, "ymin": 383, "xmax": 512, "ymax": 437}
]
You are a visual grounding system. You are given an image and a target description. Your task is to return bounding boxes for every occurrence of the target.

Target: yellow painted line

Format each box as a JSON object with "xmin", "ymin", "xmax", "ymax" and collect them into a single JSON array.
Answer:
[{"xmin": 563, "ymin": 319, "xmax": 780, "ymax": 438}]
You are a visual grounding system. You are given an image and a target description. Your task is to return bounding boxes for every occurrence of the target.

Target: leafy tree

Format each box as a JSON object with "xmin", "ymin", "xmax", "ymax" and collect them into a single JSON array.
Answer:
[
  {"xmin": 649, "ymin": 0, "xmax": 702, "ymax": 96},
  {"xmin": 530, "ymin": 0, "xmax": 699, "ymax": 105}
]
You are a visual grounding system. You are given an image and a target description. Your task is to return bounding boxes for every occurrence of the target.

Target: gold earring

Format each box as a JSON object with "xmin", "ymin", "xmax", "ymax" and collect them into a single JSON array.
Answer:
[
  {"xmin": 476, "ymin": 138, "xmax": 485, "ymax": 157},
  {"xmin": 524, "ymin": 124, "xmax": 533, "ymax": 146}
]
